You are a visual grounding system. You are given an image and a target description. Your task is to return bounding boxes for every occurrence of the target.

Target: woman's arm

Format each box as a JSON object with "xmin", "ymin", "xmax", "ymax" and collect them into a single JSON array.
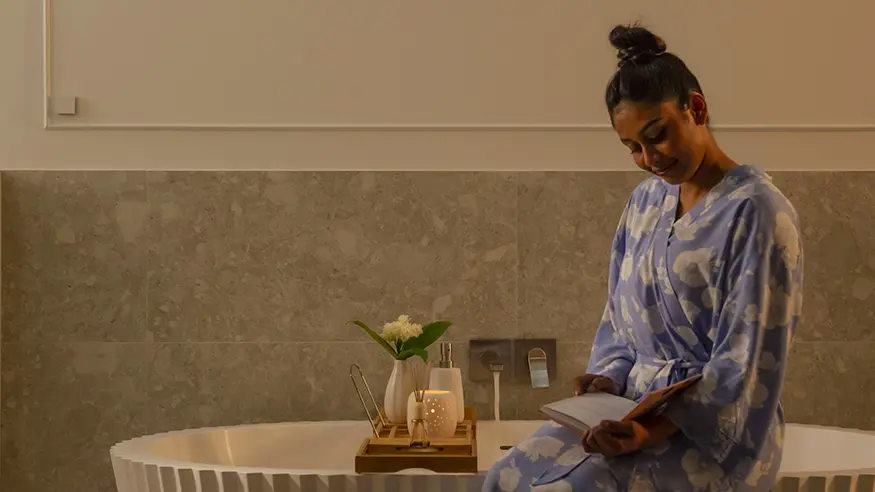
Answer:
[
  {"xmin": 639, "ymin": 413, "xmax": 679, "ymax": 443},
  {"xmin": 582, "ymin": 412, "xmax": 678, "ymax": 456},
  {"xmin": 584, "ymin": 197, "xmax": 638, "ymax": 394},
  {"xmin": 661, "ymin": 199, "xmax": 803, "ymax": 463}
]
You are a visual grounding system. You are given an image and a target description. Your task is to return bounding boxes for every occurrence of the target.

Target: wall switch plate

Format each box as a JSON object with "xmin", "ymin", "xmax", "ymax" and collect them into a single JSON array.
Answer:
[
  {"xmin": 468, "ymin": 339, "xmax": 512, "ymax": 382},
  {"xmin": 513, "ymin": 338, "xmax": 557, "ymax": 387},
  {"xmin": 51, "ymin": 96, "xmax": 78, "ymax": 116}
]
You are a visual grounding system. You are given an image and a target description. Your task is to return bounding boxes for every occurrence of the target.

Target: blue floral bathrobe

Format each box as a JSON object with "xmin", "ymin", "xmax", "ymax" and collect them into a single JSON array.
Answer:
[{"xmin": 484, "ymin": 166, "xmax": 803, "ymax": 491}]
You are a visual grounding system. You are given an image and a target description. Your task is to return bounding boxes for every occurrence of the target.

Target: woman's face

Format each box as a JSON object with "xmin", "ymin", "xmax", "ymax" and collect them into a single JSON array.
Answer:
[{"xmin": 611, "ymin": 94, "xmax": 710, "ymax": 185}]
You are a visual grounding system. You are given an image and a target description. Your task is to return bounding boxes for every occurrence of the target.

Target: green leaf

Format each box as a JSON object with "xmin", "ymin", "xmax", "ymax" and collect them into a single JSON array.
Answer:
[
  {"xmin": 403, "ymin": 321, "xmax": 452, "ymax": 351},
  {"xmin": 396, "ymin": 347, "xmax": 429, "ymax": 363},
  {"xmin": 348, "ymin": 320, "xmax": 397, "ymax": 358}
]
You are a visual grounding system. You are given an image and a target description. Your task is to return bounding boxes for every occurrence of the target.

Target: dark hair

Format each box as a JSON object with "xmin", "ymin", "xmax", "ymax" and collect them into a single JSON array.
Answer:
[{"xmin": 605, "ymin": 24, "xmax": 705, "ymax": 117}]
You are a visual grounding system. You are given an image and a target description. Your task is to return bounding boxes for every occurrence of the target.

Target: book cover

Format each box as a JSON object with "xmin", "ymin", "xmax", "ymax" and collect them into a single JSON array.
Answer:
[{"xmin": 540, "ymin": 374, "xmax": 702, "ymax": 433}]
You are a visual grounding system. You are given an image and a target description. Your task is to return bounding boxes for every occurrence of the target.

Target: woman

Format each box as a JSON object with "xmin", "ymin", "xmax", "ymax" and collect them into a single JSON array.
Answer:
[{"xmin": 483, "ymin": 24, "xmax": 803, "ymax": 492}]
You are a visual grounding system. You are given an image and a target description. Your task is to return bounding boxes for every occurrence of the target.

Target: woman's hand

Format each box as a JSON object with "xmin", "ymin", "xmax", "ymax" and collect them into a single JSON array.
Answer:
[
  {"xmin": 581, "ymin": 420, "xmax": 647, "ymax": 456},
  {"xmin": 573, "ymin": 374, "xmax": 620, "ymax": 396},
  {"xmin": 581, "ymin": 415, "xmax": 678, "ymax": 457}
]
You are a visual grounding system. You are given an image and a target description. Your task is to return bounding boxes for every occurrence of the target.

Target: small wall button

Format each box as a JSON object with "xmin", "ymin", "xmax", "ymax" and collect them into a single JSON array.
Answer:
[{"xmin": 52, "ymin": 96, "xmax": 78, "ymax": 116}]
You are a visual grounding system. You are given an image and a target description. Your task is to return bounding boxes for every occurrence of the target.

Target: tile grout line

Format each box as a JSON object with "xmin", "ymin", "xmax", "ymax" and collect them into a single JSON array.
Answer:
[
  {"xmin": 143, "ymin": 170, "xmax": 151, "ymax": 344},
  {"xmin": 514, "ymin": 172, "xmax": 521, "ymax": 420}
]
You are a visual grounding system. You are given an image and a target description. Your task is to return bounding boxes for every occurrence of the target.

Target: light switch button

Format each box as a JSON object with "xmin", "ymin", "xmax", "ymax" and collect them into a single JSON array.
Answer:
[{"xmin": 52, "ymin": 96, "xmax": 78, "ymax": 116}]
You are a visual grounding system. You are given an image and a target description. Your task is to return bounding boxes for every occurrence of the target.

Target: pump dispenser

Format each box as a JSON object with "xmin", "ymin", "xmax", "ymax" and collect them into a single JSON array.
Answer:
[{"xmin": 428, "ymin": 342, "xmax": 465, "ymax": 423}]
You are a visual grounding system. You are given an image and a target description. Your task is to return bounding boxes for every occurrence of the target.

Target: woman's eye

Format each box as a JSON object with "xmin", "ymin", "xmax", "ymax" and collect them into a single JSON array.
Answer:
[{"xmin": 647, "ymin": 128, "xmax": 667, "ymax": 143}]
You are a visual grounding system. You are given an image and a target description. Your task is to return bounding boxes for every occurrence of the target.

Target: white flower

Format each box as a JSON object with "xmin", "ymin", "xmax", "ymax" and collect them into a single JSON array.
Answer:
[
  {"xmin": 750, "ymin": 383, "xmax": 770, "ymax": 409},
  {"xmin": 681, "ymin": 449, "xmax": 724, "ymax": 487},
  {"xmin": 638, "ymin": 247, "xmax": 655, "ymax": 285},
  {"xmin": 722, "ymin": 332, "xmax": 751, "ymax": 364},
  {"xmin": 663, "ymin": 194, "xmax": 678, "ymax": 213},
  {"xmin": 774, "ymin": 212, "xmax": 800, "ymax": 270},
  {"xmin": 533, "ymin": 480, "xmax": 573, "ymax": 492},
  {"xmin": 498, "ymin": 460, "xmax": 522, "ymax": 491},
  {"xmin": 628, "ymin": 205, "xmax": 660, "ymax": 240},
  {"xmin": 620, "ymin": 255, "xmax": 634, "ymax": 281},
  {"xmin": 517, "ymin": 436, "xmax": 564, "ymax": 461},
  {"xmin": 759, "ymin": 351, "xmax": 779, "ymax": 371},
  {"xmin": 673, "ymin": 248, "xmax": 714, "ymax": 288},
  {"xmin": 620, "ymin": 296, "xmax": 633, "ymax": 325},
  {"xmin": 555, "ymin": 446, "xmax": 588, "ymax": 466},
  {"xmin": 676, "ymin": 325, "xmax": 699, "ymax": 347},
  {"xmin": 674, "ymin": 214, "xmax": 714, "ymax": 242},
  {"xmin": 380, "ymin": 314, "xmax": 423, "ymax": 342}
]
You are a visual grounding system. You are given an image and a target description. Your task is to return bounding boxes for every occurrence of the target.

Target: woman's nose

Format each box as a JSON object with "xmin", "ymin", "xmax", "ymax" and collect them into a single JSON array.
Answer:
[{"xmin": 642, "ymin": 147, "xmax": 658, "ymax": 169}]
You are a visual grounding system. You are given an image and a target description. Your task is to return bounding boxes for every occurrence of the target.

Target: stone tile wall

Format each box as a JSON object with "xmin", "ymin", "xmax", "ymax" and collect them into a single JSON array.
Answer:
[{"xmin": 2, "ymin": 171, "xmax": 874, "ymax": 491}]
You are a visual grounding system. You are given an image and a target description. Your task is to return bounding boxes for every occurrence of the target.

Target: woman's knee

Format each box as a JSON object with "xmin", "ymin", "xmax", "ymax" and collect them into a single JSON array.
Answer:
[{"xmin": 482, "ymin": 458, "xmax": 526, "ymax": 492}]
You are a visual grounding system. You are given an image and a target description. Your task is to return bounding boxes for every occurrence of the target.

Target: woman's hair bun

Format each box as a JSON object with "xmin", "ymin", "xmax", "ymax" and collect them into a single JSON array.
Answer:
[{"xmin": 609, "ymin": 24, "xmax": 667, "ymax": 67}]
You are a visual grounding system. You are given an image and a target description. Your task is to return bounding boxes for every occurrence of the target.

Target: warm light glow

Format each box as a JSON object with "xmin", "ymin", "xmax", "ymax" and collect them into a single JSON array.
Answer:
[{"xmin": 407, "ymin": 390, "xmax": 458, "ymax": 439}]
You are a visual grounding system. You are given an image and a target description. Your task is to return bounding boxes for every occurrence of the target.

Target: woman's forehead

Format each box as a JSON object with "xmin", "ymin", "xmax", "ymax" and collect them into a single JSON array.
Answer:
[{"xmin": 613, "ymin": 101, "xmax": 680, "ymax": 136}]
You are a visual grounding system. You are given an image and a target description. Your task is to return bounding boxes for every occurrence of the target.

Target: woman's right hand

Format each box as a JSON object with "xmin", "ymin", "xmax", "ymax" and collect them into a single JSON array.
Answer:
[{"xmin": 573, "ymin": 374, "xmax": 620, "ymax": 396}]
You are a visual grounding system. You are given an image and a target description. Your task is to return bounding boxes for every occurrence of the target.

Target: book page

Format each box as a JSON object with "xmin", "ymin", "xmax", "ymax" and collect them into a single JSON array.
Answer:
[
  {"xmin": 539, "ymin": 374, "xmax": 703, "ymax": 433},
  {"xmin": 541, "ymin": 393, "xmax": 637, "ymax": 432}
]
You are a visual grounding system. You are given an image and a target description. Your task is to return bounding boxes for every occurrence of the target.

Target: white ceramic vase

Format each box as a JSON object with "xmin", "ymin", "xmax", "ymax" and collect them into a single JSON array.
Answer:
[{"xmin": 384, "ymin": 359, "xmax": 416, "ymax": 423}]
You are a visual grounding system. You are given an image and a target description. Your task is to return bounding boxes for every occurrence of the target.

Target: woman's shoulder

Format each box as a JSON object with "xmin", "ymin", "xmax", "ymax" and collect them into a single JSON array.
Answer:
[
  {"xmin": 725, "ymin": 169, "xmax": 803, "ymax": 271},
  {"xmin": 627, "ymin": 175, "xmax": 668, "ymax": 207},
  {"xmin": 725, "ymin": 168, "xmax": 799, "ymax": 226}
]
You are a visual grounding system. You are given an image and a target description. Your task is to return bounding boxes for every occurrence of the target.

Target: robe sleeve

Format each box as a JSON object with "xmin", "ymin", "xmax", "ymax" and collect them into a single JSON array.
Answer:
[
  {"xmin": 586, "ymin": 199, "xmax": 637, "ymax": 395},
  {"xmin": 663, "ymin": 198, "xmax": 803, "ymax": 463}
]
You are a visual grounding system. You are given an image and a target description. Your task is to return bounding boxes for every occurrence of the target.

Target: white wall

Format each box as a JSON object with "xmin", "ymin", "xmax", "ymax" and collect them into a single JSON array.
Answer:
[{"xmin": 1, "ymin": 0, "xmax": 873, "ymax": 170}]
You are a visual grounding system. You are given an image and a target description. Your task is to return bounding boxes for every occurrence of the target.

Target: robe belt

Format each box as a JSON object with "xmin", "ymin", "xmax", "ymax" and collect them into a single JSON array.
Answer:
[{"xmin": 637, "ymin": 354, "xmax": 706, "ymax": 380}]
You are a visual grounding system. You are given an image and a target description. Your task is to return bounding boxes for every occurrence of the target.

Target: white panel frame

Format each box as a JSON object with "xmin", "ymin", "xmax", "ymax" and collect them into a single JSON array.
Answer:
[{"xmin": 41, "ymin": 0, "xmax": 875, "ymax": 133}]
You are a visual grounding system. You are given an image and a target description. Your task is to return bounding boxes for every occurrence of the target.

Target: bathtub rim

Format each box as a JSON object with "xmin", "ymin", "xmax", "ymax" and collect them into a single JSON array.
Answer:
[{"xmin": 110, "ymin": 420, "xmax": 875, "ymax": 479}]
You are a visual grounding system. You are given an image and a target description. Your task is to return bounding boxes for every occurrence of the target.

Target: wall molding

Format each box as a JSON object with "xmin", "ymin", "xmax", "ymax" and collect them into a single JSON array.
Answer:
[
  {"xmin": 41, "ymin": 0, "xmax": 875, "ymax": 133},
  {"xmin": 40, "ymin": 122, "xmax": 875, "ymax": 132}
]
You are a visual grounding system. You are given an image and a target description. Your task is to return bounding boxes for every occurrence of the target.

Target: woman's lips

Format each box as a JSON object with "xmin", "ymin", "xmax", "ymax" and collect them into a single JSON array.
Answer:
[{"xmin": 653, "ymin": 160, "xmax": 678, "ymax": 176}]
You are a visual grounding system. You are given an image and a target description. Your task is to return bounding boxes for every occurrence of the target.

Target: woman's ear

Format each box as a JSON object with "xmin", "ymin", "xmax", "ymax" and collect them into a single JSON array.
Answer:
[{"xmin": 689, "ymin": 92, "xmax": 709, "ymax": 126}]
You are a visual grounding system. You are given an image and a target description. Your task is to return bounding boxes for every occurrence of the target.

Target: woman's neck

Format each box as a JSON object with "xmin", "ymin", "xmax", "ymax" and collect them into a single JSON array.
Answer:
[{"xmin": 677, "ymin": 141, "xmax": 738, "ymax": 216}]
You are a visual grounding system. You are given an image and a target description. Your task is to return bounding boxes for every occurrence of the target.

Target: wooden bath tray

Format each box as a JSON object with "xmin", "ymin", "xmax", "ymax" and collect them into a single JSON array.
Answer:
[{"xmin": 354, "ymin": 407, "xmax": 478, "ymax": 474}]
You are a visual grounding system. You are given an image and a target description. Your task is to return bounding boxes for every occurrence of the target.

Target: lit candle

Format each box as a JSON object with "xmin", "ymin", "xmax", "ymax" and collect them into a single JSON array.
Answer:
[{"xmin": 407, "ymin": 390, "xmax": 458, "ymax": 439}]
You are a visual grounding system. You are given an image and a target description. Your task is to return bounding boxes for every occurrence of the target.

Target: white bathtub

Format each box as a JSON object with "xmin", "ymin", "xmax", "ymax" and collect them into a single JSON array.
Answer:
[{"xmin": 111, "ymin": 421, "xmax": 875, "ymax": 491}]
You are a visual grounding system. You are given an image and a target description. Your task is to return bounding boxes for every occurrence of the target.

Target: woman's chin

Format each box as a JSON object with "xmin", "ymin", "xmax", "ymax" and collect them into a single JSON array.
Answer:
[
  {"xmin": 656, "ymin": 172, "xmax": 685, "ymax": 185},
  {"xmin": 654, "ymin": 165, "xmax": 694, "ymax": 185}
]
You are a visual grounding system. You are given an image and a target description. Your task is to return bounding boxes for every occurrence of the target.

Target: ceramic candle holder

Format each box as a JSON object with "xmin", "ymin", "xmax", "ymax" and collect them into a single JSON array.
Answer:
[{"xmin": 406, "ymin": 390, "xmax": 458, "ymax": 439}]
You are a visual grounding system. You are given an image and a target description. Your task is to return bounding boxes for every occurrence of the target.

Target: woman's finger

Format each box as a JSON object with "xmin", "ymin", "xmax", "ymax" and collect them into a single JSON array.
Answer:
[
  {"xmin": 581, "ymin": 431, "xmax": 592, "ymax": 452},
  {"xmin": 592, "ymin": 428, "xmax": 621, "ymax": 456},
  {"xmin": 601, "ymin": 420, "xmax": 635, "ymax": 436},
  {"xmin": 589, "ymin": 377, "xmax": 616, "ymax": 394},
  {"xmin": 573, "ymin": 375, "xmax": 598, "ymax": 395},
  {"xmin": 583, "ymin": 430, "xmax": 601, "ymax": 453}
]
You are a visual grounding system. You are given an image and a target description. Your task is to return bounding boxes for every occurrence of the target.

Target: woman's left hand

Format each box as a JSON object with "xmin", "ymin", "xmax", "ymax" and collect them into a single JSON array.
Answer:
[
  {"xmin": 582, "ymin": 415, "xmax": 678, "ymax": 457},
  {"xmin": 581, "ymin": 420, "xmax": 647, "ymax": 456}
]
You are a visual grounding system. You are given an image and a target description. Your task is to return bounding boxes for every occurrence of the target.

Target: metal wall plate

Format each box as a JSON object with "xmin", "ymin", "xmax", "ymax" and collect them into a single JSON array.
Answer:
[
  {"xmin": 467, "ymin": 339, "xmax": 513, "ymax": 382},
  {"xmin": 512, "ymin": 338, "xmax": 557, "ymax": 386}
]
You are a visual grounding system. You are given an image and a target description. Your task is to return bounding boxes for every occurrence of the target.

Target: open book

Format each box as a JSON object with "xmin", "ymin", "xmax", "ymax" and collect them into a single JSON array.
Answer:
[{"xmin": 540, "ymin": 374, "xmax": 702, "ymax": 433}]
